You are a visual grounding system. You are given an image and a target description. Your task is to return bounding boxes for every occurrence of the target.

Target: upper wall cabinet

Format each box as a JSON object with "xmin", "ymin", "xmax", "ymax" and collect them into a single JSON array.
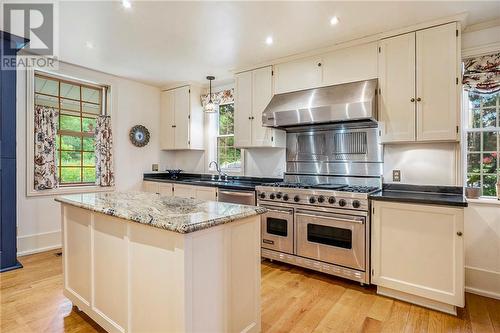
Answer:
[
  {"xmin": 273, "ymin": 42, "xmax": 378, "ymax": 94},
  {"xmin": 234, "ymin": 66, "xmax": 285, "ymax": 148},
  {"xmin": 378, "ymin": 22, "xmax": 460, "ymax": 143},
  {"xmin": 160, "ymin": 85, "xmax": 204, "ymax": 150}
]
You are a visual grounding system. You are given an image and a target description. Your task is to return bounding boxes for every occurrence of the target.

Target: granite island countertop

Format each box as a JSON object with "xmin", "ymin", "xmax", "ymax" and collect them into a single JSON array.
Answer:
[{"xmin": 55, "ymin": 191, "xmax": 266, "ymax": 233}]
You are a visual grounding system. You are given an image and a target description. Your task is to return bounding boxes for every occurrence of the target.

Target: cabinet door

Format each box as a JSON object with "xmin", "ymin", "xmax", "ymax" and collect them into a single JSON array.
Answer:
[
  {"xmin": 234, "ymin": 71, "xmax": 253, "ymax": 148},
  {"xmin": 322, "ymin": 42, "xmax": 378, "ymax": 86},
  {"xmin": 160, "ymin": 91, "xmax": 175, "ymax": 150},
  {"xmin": 195, "ymin": 186, "xmax": 217, "ymax": 201},
  {"xmin": 251, "ymin": 66, "xmax": 275, "ymax": 147},
  {"xmin": 173, "ymin": 184, "xmax": 196, "ymax": 199},
  {"xmin": 371, "ymin": 201, "xmax": 464, "ymax": 307},
  {"xmin": 416, "ymin": 23, "xmax": 459, "ymax": 141},
  {"xmin": 143, "ymin": 181, "xmax": 159, "ymax": 194},
  {"xmin": 174, "ymin": 86, "xmax": 190, "ymax": 149},
  {"xmin": 378, "ymin": 33, "xmax": 416, "ymax": 143},
  {"xmin": 274, "ymin": 56, "xmax": 322, "ymax": 94},
  {"xmin": 158, "ymin": 183, "xmax": 173, "ymax": 196}
]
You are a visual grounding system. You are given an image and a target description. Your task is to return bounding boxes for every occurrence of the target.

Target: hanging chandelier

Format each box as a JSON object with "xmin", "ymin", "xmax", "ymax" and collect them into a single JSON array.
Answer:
[{"xmin": 204, "ymin": 76, "xmax": 216, "ymax": 113}]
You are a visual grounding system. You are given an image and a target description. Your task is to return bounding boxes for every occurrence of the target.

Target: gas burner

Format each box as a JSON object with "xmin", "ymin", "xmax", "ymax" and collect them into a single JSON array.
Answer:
[
  {"xmin": 336, "ymin": 186, "xmax": 380, "ymax": 194},
  {"xmin": 260, "ymin": 182, "xmax": 311, "ymax": 189}
]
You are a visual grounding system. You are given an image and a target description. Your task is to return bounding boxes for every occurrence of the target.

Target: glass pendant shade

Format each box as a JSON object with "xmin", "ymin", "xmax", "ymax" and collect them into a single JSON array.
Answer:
[
  {"xmin": 204, "ymin": 100, "xmax": 216, "ymax": 113},
  {"xmin": 204, "ymin": 75, "xmax": 216, "ymax": 113}
]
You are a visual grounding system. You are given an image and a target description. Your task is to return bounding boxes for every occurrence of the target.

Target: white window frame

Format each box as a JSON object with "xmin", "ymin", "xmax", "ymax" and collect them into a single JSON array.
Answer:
[
  {"xmin": 461, "ymin": 66, "xmax": 500, "ymax": 198},
  {"xmin": 25, "ymin": 68, "xmax": 114, "ymax": 197},
  {"xmin": 207, "ymin": 101, "xmax": 244, "ymax": 175}
]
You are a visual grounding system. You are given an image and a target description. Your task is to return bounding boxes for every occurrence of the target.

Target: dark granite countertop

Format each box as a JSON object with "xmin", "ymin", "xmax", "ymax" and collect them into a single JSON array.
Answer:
[
  {"xmin": 369, "ymin": 184, "xmax": 468, "ymax": 207},
  {"xmin": 143, "ymin": 172, "xmax": 282, "ymax": 191}
]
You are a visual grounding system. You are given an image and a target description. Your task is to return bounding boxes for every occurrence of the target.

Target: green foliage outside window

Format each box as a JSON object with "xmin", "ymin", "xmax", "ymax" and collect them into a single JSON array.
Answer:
[
  {"xmin": 217, "ymin": 104, "xmax": 241, "ymax": 170},
  {"xmin": 465, "ymin": 92, "xmax": 499, "ymax": 197}
]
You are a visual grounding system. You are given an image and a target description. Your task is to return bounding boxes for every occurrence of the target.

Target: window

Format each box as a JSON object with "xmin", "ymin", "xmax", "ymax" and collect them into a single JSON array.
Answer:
[
  {"xmin": 216, "ymin": 103, "xmax": 242, "ymax": 172},
  {"xmin": 34, "ymin": 73, "xmax": 105, "ymax": 185},
  {"xmin": 464, "ymin": 91, "xmax": 499, "ymax": 196}
]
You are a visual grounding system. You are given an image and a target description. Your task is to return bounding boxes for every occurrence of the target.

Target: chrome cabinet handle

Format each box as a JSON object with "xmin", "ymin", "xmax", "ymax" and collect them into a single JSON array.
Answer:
[{"xmin": 296, "ymin": 212, "xmax": 364, "ymax": 224}]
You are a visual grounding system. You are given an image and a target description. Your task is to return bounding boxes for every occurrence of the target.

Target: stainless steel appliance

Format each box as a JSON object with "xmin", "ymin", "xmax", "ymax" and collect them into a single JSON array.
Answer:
[
  {"xmin": 256, "ymin": 121, "xmax": 382, "ymax": 284},
  {"xmin": 217, "ymin": 189, "xmax": 256, "ymax": 205},
  {"xmin": 262, "ymin": 79, "xmax": 377, "ymax": 128}
]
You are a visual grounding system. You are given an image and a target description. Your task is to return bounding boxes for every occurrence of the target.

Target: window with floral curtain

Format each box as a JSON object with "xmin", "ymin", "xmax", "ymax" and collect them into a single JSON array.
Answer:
[
  {"xmin": 462, "ymin": 52, "xmax": 500, "ymax": 196},
  {"xmin": 33, "ymin": 72, "xmax": 114, "ymax": 189}
]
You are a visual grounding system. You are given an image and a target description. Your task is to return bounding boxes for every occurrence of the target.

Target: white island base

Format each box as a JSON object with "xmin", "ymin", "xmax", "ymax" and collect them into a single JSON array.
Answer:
[{"xmin": 61, "ymin": 205, "xmax": 261, "ymax": 333}]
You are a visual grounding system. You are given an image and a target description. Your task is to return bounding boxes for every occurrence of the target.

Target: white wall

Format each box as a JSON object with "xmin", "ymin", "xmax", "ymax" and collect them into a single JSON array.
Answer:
[
  {"xmin": 383, "ymin": 143, "xmax": 459, "ymax": 185},
  {"xmin": 16, "ymin": 61, "xmax": 172, "ymax": 255}
]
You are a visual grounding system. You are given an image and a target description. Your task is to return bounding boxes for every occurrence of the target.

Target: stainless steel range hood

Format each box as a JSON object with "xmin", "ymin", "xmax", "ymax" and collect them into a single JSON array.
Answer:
[{"xmin": 262, "ymin": 79, "xmax": 378, "ymax": 128}]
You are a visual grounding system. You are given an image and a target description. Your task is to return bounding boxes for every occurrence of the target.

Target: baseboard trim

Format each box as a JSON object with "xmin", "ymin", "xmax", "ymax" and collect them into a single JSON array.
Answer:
[
  {"xmin": 465, "ymin": 266, "xmax": 500, "ymax": 300},
  {"xmin": 17, "ymin": 230, "xmax": 62, "ymax": 256}
]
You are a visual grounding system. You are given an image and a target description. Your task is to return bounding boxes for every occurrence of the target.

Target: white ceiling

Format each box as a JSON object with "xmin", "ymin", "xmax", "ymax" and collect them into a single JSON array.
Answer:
[{"xmin": 57, "ymin": 1, "xmax": 500, "ymax": 88}]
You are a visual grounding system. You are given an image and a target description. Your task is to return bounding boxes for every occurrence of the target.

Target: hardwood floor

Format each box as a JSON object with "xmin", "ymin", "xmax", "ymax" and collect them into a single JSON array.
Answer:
[{"xmin": 1, "ymin": 249, "xmax": 499, "ymax": 333}]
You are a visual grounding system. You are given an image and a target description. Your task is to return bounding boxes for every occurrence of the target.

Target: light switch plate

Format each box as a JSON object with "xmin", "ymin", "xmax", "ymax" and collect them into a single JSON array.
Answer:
[{"xmin": 392, "ymin": 170, "xmax": 401, "ymax": 182}]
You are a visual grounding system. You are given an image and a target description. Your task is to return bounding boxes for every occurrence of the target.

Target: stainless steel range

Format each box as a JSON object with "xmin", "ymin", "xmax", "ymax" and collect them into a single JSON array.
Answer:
[{"xmin": 257, "ymin": 91, "xmax": 383, "ymax": 284}]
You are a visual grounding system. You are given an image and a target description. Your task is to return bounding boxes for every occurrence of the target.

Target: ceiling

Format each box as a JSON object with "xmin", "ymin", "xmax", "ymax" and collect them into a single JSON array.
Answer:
[{"xmin": 54, "ymin": 1, "xmax": 500, "ymax": 88}]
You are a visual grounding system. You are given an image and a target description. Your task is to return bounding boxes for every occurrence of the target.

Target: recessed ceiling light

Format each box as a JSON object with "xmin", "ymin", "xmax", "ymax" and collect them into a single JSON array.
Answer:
[
  {"xmin": 265, "ymin": 36, "xmax": 273, "ymax": 45},
  {"xmin": 330, "ymin": 16, "xmax": 339, "ymax": 25},
  {"xmin": 85, "ymin": 41, "xmax": 94, "ymax": 49},
  {"xmin": 122, "ymin": 0, "xmax": 132, "ymax": 9}
]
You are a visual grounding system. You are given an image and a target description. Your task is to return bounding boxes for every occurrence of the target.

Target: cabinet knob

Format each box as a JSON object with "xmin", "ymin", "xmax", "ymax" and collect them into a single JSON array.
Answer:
[
  {"xmin": 416, "ymin": 97, "xmax": 422, "ymax": 102},
  {"xmin": 248, "ymin": 117, "xmax": 252, "ymax": 120},
  {"xmin": 410, "ymin": 98, "xmax": 415, "ymax": 102},
  {"xmin": 172, "ymin": 125, "xmax": 176, "ymax": 128},
  {"xmin": 457, "ymin": 231, "xmax": 463, "ymax": 236},
  {"xmin": 317, "ymin": 62, "xmax": 322, "ymax": 67}
]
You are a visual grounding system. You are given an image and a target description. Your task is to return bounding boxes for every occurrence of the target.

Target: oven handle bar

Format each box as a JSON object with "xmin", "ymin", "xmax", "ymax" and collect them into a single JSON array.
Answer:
[
  {"xmin": 295, "ymin": 210, "xmax": 365, "ymax": 224},
  {"xmin": 260, "ymin": 206, "xmax": 294, "ymax": 215}
]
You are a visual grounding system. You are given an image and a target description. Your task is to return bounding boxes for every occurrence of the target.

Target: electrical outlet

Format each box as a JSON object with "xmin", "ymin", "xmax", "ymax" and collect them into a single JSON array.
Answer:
[
  {"xmin": 152, "ymin": 163, "xmax": 159, "ymax": 172},
  {"xmin": 392, "ymin": 169, "xmax": 401, "ymax": 182}
]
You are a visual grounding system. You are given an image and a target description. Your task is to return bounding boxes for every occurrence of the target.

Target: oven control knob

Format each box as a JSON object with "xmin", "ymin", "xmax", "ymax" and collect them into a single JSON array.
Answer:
[
  {"xmin": 328, "ymin": 196, "xmax": 336, "ymax": 204},
  {"xmin": 269, "ymin": 193, "xmax": 275, "ymax": 200},
  {"xmin": 339, "ymin": 199, "xmax": 347, "ymax": 207},
  {"xmin": 259, "ymin": 192, "xmax": 266, "ymax": 199},
  {"xmin": 352, "ymin": 200, "xmax": 361, "ymax": 208},
  {"xmin": 294, "ymin": 195, "xmax": 300, "ymax": 202},
  {"xmin": 276, "ymin": 192, "xmax": 282, "ymax": 199},
  {"xmin": 317, "ymin": 195, "xmax": 325, "ymax": 203},
  {"xmin": 309, "ymin": 197, "xmax": 316, "ymax": 204},
  {"xmin": 282, "ymin": 194, "xmax": 289, "ymax": 201}
]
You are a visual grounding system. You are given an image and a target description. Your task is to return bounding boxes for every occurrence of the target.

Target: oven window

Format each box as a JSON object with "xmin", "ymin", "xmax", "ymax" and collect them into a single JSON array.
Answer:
[
  {"xmin": 307, "ymin": 224, "xmax": 352, "ymax": 249},
  {"xmin": 266, "ymin": 218, "xmax": 288, "ymax": 237}
]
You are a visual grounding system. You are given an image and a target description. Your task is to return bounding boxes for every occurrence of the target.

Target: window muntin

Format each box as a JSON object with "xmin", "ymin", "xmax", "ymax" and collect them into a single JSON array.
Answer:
[
  {"xmin": 464, "ymin": 91, "xmax": 499, "ymax": 197},
  {"xmin": 34, "ymin": 73, "xmax": 104, "ymax": 186},
  {"xmin": 216, "ymin": 103, "xmax": 241, "ymax": 171}
]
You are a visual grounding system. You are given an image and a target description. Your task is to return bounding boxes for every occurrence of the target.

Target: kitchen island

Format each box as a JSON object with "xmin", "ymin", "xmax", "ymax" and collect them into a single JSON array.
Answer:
[{"xmin": 55, "ymin": 192, "xmax": 265, "ymax": 333}]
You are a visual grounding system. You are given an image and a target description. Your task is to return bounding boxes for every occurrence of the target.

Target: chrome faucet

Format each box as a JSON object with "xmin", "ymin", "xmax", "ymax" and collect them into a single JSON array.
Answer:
[{"xmin": 208, "ymin": 160, "xmax": 227, "ymax": 181}]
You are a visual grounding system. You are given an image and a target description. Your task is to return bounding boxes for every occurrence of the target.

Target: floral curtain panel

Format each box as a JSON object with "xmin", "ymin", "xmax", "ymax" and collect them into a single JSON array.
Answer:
[
  {"xmin": 34, "ymin": 106, "xmax": 59, "ymax": 190},
  {"xmin": 463, "ymin": 52, "xmax": 500, "ymax": 94},
  {"xmin": 200, "ymin": 88, "xmax": 234, "ymax": 108},
  {"xmin": 95, "ymin": 115, "xmax": 114, "ymax": 186}
]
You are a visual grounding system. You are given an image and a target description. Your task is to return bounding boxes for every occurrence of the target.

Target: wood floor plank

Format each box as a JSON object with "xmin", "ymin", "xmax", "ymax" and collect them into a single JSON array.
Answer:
[{"xmin": 1, "ymin": 250, "xmax": 497, "ymax": 333}]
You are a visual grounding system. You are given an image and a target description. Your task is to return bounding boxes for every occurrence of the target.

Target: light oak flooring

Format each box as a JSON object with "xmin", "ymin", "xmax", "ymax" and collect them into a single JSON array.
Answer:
[{"xmin": 1, "ymin": 249, "xmax": 499, "ymax": 333}]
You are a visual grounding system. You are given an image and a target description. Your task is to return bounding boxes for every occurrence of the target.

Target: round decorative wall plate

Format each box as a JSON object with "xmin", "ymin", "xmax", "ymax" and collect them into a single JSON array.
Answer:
[{"xmin": 129, "ymin": 125, "xmax": 150, "ymax": 147}]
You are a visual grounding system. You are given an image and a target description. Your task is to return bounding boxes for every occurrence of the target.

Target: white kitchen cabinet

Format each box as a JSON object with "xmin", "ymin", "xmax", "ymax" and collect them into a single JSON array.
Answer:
[
  {"xmin": 322, "ymin": 42, "xmax": 378, "ymax": 86},
  {"xmin": 143, "ymin": 181, "xmax": 173, "ymax": 196},
  {"xmin": 160, "ymin": 85, "xmax": 204, "ymax": 150},
  {"xmin": 378, "ymin": 33, "xmax": 416, "ymax": 142},
  {"xmin": 159, "ymin": 183, "xmax": 173, "ymax": 196},
  {"xmin": 234, "ymin": 66, "xmax": 285, "ymax": 148},
  {"xmin": 416, "ymin": 23, "xmax": 459, "ymax": 141},
  {"xmin": 273, "ymin": 56, "xmax": 323, "ymax": 94},
  {"xmin": 172, "ymin": 184, "xmax": 196, "ymax": 199},
  {"xmin": 371, "ymin": 201, "xmax": 464, "ymax": 314},
  {"xmin": 378, "ymin": 22, "xmax": 459, "ymax": 143},
  {"xmin": 173, "ymin": 184, "xmax": 217, "ymax": 201}
]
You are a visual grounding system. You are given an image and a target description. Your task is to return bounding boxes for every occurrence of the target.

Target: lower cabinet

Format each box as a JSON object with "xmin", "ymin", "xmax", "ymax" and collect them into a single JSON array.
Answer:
[
  {"xmin": 371, "ymin": 201, "xmax": 464, "ymax": 314},
  {"xmin": 143, "ymin": 181, "xmax": 217, "ymax": 201}
]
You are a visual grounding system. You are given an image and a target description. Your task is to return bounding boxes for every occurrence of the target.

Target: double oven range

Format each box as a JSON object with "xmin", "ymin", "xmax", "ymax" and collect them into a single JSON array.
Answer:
[{"xmin": 256, "ymin": 121, "xmax": 383, "ymax": 284}]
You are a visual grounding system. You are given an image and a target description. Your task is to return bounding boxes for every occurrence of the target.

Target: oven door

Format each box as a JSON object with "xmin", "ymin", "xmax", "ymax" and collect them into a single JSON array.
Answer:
[
  {"xmin": 295, "ymin": 209, "xmax": 365, "ymax": 270},
  {"xmin": 260, "ymin": 205, "xmax": 294, "ymax": 254}
]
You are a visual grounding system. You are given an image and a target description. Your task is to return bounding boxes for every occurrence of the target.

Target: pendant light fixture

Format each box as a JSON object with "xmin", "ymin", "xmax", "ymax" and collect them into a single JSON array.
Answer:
[{"xmin": 204, "ymin": 76, "xmax": 216, "ymax": 113}]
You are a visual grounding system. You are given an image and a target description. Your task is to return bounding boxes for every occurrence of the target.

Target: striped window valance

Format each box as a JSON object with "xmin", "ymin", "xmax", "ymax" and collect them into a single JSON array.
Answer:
[
  {"xmin": 462, "ymin": 52, "xmax": 500, "ymax": 94},
  {"xmin": 200, "ymin": 88, "xmax": 234, "ymax": 108}
]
